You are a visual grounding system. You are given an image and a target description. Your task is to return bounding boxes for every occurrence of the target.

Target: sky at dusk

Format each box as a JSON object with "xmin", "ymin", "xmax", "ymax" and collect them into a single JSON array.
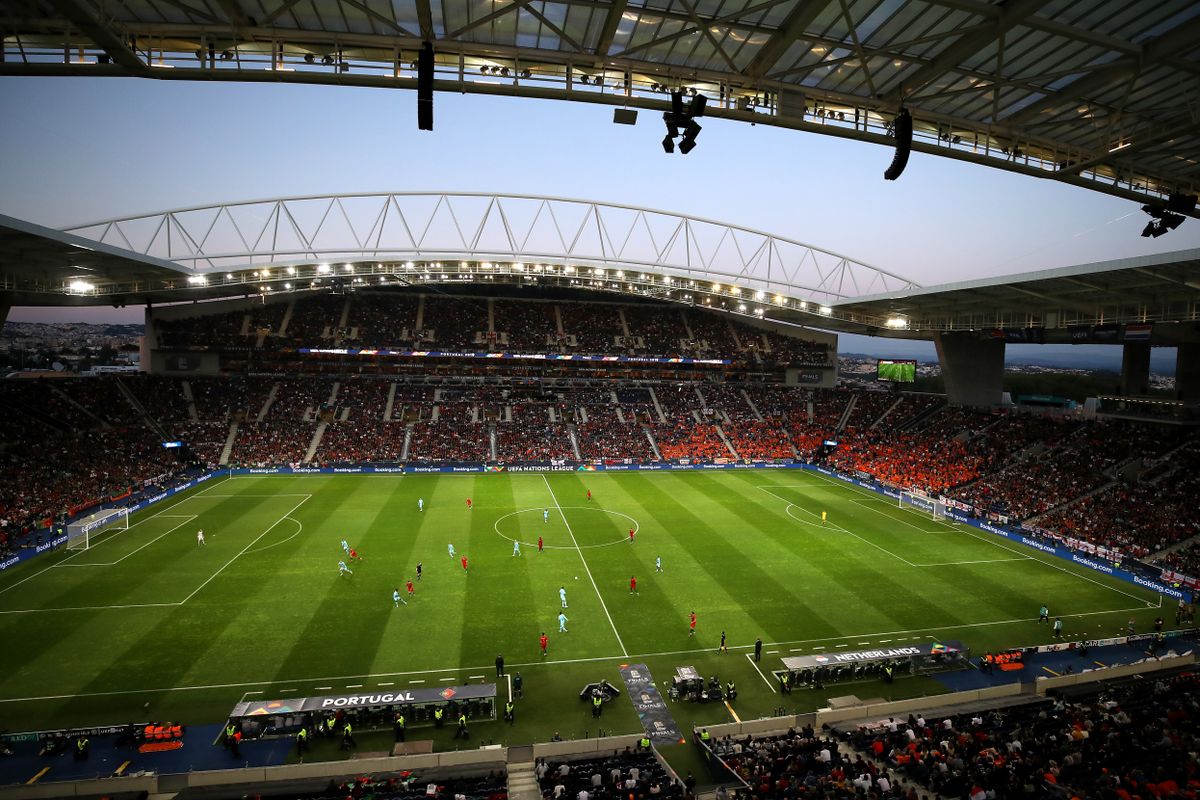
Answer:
[{"xmin": 1, "ymin": 76, "xmax": 1196, "ymax": 372}]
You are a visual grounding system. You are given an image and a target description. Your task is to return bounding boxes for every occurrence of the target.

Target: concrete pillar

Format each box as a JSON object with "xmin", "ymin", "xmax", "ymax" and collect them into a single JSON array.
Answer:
[
  {"xmin": 935, "ymin": 333, "xmax": 1005, "ymax": 408},
  {"xmin": 0, "ymin": 295, "xmax": 11, "ymax": 327},
  {"xmin": 1177, "ymin": 343, "xmax": 1200, "ymax": 402},
  {"xmin": 1120, "ymin": 342, "xmax": 1151, "ymax": 396}
]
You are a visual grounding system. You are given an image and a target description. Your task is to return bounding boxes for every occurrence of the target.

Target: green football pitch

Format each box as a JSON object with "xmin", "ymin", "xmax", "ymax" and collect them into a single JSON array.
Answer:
[{"xmin": 0, "ymin": 469, "xmax": 1164, "ymax": 757}]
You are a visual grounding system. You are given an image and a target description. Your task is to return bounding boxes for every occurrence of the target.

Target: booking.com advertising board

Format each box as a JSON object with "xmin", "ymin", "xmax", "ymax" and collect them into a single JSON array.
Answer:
[{"xmin": 2, "ymin": 463, "xmax": 1191, "ymax": 603}]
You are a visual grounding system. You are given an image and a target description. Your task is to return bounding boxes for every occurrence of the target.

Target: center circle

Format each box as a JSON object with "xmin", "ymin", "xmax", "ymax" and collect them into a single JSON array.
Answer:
[{"xmin": 493, "ymin": 507, "xmax": 640, "ymax": 549}]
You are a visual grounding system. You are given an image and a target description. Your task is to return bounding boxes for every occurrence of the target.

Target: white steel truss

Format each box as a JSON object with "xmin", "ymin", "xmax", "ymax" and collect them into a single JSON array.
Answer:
[{"xmin": 66, "ymin": 192, "xmax": 919, "ymax": 305}]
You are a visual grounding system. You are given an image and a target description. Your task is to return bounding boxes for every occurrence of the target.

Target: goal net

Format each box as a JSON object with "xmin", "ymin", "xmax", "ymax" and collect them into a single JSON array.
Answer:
[
  {"xmin": 898, "ymin": 490, "xmax": 945, "ymax": 520},
  {"xmin": 66, "ymin": 508, "xmax": 129, "ymax": 551}
]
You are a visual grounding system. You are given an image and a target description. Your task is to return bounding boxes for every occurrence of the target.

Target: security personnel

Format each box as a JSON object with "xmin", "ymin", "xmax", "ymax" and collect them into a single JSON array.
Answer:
[
  {"xmin": 781, "ymin": 671, "xmax": 792, "ymax": 694},
  {"xmin": 504, "ymin": 701, "xmax": 515, "ymax": 724},
  {"xmin": 341, "ymin": 720, "xmax": 356, "ymax": 750},
  {"xmin": 434, "ymin": 707, "xmax": 444, "ymax": 728},
  {"xmin": 394, "ymin": 713, "xmax": 406, "ymax": 742},
  {"xmin": 592, "ymin": 693, "xmax": 603, "ymax": 718},
  {"xmin": 638, "ymin": 736, "xmax": 651, "ymax": 751},
  {"xmin": 324, "ymin": 716, "xmax": 337, "ymax": 737},
  {"xmin": 883, "ymin": 663, "xmax": 894, "ymax": 683},
  {"xmin": 224, "ymin": 722, "xmax": 237, "ymax": 749},
  {"xmin": 296, "ymin": 725, "xmax": 308, "ymax": 755},
  {"xmin": 726, "ymin": 681, "xmax": 736, "ymax": 701},
  {"xmin": 456, "ymin": 712, "xmax": 468, "ymax": 739},
  {"xmin": 74, "ymin": 735, "xmax": 89, "ymax": 761},
  {"xmin": 699, "ymin": 728, "xmax": 711, "ymax": 743}
]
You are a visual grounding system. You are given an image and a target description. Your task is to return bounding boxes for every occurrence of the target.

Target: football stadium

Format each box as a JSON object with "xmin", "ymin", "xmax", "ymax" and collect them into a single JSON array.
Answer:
[{"xmin": 2, "ymin": 1, "xmax": 1200, "ymax": 797}]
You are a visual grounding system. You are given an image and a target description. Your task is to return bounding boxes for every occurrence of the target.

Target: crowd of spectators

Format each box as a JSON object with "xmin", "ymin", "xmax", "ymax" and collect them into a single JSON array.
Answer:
[
  {"xmin": 301, "ymin": 770, "xmax": 507, "ymax": 800},
  {"xmin": 723, "ymin": 420, "xmax": 794, "ymax": 459},
  {"xmin": 494, "ymin": 299, "xmax": 558, "ymax": 353},
  {"xmin": 951, "ymin": 420, "xmax": 1181, "ymax": 520},
  {"xmin": 317, "ymin": 421, "xmax": 408, "ymax": 463},
  {"xmin": 653, "ymin": 422, "xmax": 730, "ymax": 461},
  {"xmin": 229, "ymin": 421, "xmax": 315, "ymax": 466},
  {"xmin": 422, "ymin": 297, "xmax": 489, "ymax": 351},
  {"xmin": 753, "ymin": 331, "xmax": 830, "ymax": 367},
  {"xmin": 495, "ymin": 412, "xmax": 574, "ymax": 461},
  {"xmin": 334, "ymin": 379, "xmax": 392, "ymax": 421},
  {"xmin": 268, "ymin": 378, "xmax": 339, "ymax": 421},
  {"xmin": 283, "ymin": 294, "xmax": 347, "ymax": 346},
  {"xmin": 536, "ymin": 749, "xmax": 681, "ymax": 800},
  {"xmin": 1049, "ymin": 443, "xmax": 1200, "ymax": 558},
  {"xmin": 347, "ymin": 294, "xmax": 420, "ymax": 348},
  {"xmin": 622, "ymin": 306, "xmax": 691, "ymax": 357},
  {"xmin": 156, "ymin": 302, "xmax": 287, "ymax": 350},
  {"xmin": 684, "ymin": 311, "xmax": 738, "ymax": 355},
  {"xmin": 407, "ymin": 404, "xmax": 489, "ymax": 462},
  {"xmin": 843, "ymin": 670, "xmax": 1200, "ymax": 800},
  {"xmin": 561, "ymin": 303, "xmax": 623, "ymax": 354},
  {"xmin": 696, "ymin": 384, "xmax": 757, "ymax": 423},
  {"xmin": 707, "ymin": 725, "xmax": 883, "ymax": 800},
  {"xmin": 121, "ymin": 375, "xmax": 192, "ymax": 423},
  {"xmin": 190, "ymin": 376, "xmax": 277, "ymax": 422},
  {"xmin": 576, "ymin": 409, "xmax": 657, "ymax": 462}
]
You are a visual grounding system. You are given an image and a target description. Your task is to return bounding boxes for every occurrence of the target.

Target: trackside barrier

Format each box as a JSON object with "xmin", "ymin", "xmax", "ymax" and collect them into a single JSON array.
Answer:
[
  {"xmin": 687, "ymin": 653, "xmax": 1194, "ymax": 763},
  {"xmin": 531, "ymin": 733, "xmax": 644, "ymax": 760},
  {"xmin": 0, "ymin": 774, "xmax": 159, "ymax": 799}
]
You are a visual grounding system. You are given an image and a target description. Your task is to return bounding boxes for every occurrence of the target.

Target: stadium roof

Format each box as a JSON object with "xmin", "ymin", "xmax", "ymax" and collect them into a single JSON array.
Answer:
[
  {"xmin": 3, "ymin": 0, "xmax": 1199, "ymax": 212},
  {"xmin": 0, "ymin": 213, "xmax": 195, "ymax": 306},
  {"xmin": 832, "ymin": 247, "xmax": 1200, "ymax": 334}
]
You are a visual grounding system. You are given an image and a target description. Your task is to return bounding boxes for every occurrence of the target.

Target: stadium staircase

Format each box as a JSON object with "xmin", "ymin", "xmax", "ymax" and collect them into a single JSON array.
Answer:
[
  {"xmin": 644, "ymin": 428, "xmax": 663, "ymax": 460},
  {"xmin": 740, "ymin": 388, "xmax": 765, "ymax": 421},
  {"xmin": 868, "ymin": 396, "xmax": 906, "ymax": 430},
  {"xmin": 49, "ymin": 383, "xmax": 110, "ymax": 430},
  {"xmin": 506, "ymin": 759, "xmax": 540, "ymax": 800},
  {"xmin": 304, "ymin": 423, "xmax": 327, "ymax": 463},
  {"xmin": 715, "ymin": 426, "xmax": 739, "ymax": 459},
  {"xmin": 648, "ymin": 387, "xmax": 668, "ymax": 423},
  {"xmin": 218, "ymin": 422, "xmax": 239, "ymax": 465},
  {"xmin": 278, "ymin": 298, "xmax": 296, "ymax": 337},
  {"xmin": 256, "ymin": 383, "xmax": 279, "ymax": 422},
  {"xmin": 896, "ymin": 396, "xmax": 945, "ymax": 431},
  {"xmin": 835, "ymin": 393, "xmax": 857, "ymax": 433},
  {"xmin": 383, "ymin": 382, "xmax": 398, "ymax": 421},
  {"xmin": 489, "ymin": 425, "xmax": 498, "ymax": 461},
  {"xmin": 1025, "ymin": 478, "xmax": 1117, "ymax": 527},
  {"xmin": 567, "ymin": 424, "xmax": 583, "ymax": 460},
  {"xmin": 115, "ymin": 377, "xmax": 171, "ymax": 441},
  {"xmin": 401, "ymin": 424, "xmax": 413, "ymax": 460},
  {"xmin": 725, "ymin": 318, "xmax": 743, "ymax": 350},
  {"xmin": 181, "ymin": 380, "xmax": 199, "ymax": 422}
]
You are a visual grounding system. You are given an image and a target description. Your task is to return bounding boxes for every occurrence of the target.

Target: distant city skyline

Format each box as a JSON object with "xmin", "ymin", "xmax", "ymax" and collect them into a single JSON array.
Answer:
[{"xmin": 2, "ymin": 76, "xmax": 1197, "ymax": 371}]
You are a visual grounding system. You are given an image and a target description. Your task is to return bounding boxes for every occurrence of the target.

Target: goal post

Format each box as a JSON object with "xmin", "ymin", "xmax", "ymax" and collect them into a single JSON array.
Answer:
[
  {"xmin": 898, "ymin": 490, "xmax": 945, "ymax": 520},
  {"xmin": 66, "ymin": 507, "xmax": 129, "ymax": 551}
]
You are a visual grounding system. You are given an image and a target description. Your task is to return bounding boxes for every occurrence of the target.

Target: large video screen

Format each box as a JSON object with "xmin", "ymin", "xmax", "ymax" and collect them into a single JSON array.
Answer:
[{"xmin": 877, "ymin": 359, "xmax": 917, "ymax": 383}]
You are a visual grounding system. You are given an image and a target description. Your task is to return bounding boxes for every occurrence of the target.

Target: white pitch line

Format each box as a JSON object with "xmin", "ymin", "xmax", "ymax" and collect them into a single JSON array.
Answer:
[
  {"xmin": 541, "ymin": 473, "xmax": 628, "ymax": 656},
  {"xmin": 836, "ymin": 643, "xmax": 849, "ymax": 648},
  {"xmin": 314, "ymin": 686, "xmax": 332, "ymax": 690},
  {"xmin": 744, "ymin": 652, "xmax": 777, "ymax": 694},
  {"xmin": 0, "ymin": 602, "xmax": 179, "ymax": 615},
  {"xmin": 914, "ymin": 558, "xmax": 1030, "ymax": 566},
  {"xmin": 766, "ymin": 650, "xmax": 779, "ymax": 654},
  {"xmin": 790, "ymin": 648, "xmax": 804, "ymax": 652},
  {"xmin": 760, "ymin": 486, "xmax": 920, "ymax": 567},
  {"xmin": 177, "ymin": 494, "xmax": 313, "ymax": 605},
  {"xmin": 439, "ymin": 677, "xmax": 454, "ymax": 682},
  {"xmin": 55, "ymin": 515, "xmax": 199, "ymax": 568},
  {"xmin": 378, "ymin": 682, "xmax": 394, "ymax": 687},
  {"xmin": 879, "ymin": 639, "xmax": 891, "ymax": 643},
  {"xmin": 798, "ymin": 470, "xmax": 1153, "ymax": 605},
  {"xmin": 0, "ymin": 605, "xmax": 1160, "ymax": 704},
  {"xmin": 0, "ymin": 475, "xmax": 228, "ymax": 595},
  {"xmin": 468, "ymin": 675, "xmax": 485, "ymax": 679},
  {"xmin": 346, "ymin": 684, "xmax": 363, "ymax": 688}
]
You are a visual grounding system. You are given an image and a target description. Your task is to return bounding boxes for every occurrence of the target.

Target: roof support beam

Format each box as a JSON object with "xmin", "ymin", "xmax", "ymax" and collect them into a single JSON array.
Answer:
[
  {"xmin": 415, "ymin": 0, "xmax": 434, "ymax": 41},
  {"xmin": 47, "ymin": 0, "xmax": 145, "ymax": 72},
  {"xmin": 893, "ymin": 0, "xmax": 1049, "ymax": 101},
  {"xmin": 592, "ymin": 0, "xmax": 625, "ymax": 62},
  {"xmin": 742, "ymin": 0, "xmax": 825, "ymax": 83},
  {"xmin": 1058, "ymin": 119, "xmax": 1200, "ymax": 176},
  {"xmin": 1002, "ymin": 15, "xmax": 1200, "ymax": 127}
]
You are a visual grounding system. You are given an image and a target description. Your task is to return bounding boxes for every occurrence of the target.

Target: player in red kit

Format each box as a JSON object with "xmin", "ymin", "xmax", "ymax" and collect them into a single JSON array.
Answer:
[
  {"xmin": 466, "ymin": 498, "xmax": 472, "ymax": 509},
  {"xmin": 586, "ymin": 489, "xmax": 592, "ymax": 501},
  {"xmin": 689, "ymin": 611, "xmax": 697, "ymax": 636},
  {"xmin": 461, "ymin": 555, "xmax": 468, "ymax": 572},
  {"xmin": 629, "ymin": 575, "xmax": 638, "ymax": 595},
  {"xmin": 537, "ymin": 535, "xmax": 544, "ymax": 553},
  {"xmin": 629, "ymin": 527, "xmax": 635, "ymax": 544},
  {"xmin": 539, "ymin": 632, "xmax": 549, "ymax": 656},
  {"xmin": 406, "ymin": 579, "xmax": 415, "ymax": 596}
]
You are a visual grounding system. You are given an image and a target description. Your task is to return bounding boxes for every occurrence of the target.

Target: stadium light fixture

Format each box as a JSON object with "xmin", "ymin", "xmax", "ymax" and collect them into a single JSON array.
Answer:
[
  {"xmin": 344, "ymin": 264, "xmax": 354, "ymax": 272},
  {"xmin": 68, "ymin": 279, "xmax": 95, "ymax": 293},
  {"xmin": 284, "ymin": 282, "xmax": 292, "ymax": 289},
  {"xmin": 819, "ymin": 305, "xmax": 833, "ymax": 316},
  {"xmin": 886, "ymin": 317, "xmax": 909, "ymax": 329},
  {"xmin": 226, "ymin": 273, "xmax": 234, "ymax": 280},
  {"xmin": 775, "ymin": 294, "xmax": 784, "ymax": 304},
  {"xmin": 187, "ymin": 275, "xmax": 207, "ymax": 285},
  {"xmin": 318, "ymin": 264, "xmax": 331, "ymax": 274},
  {"xmin": 286, "ymin": 266, "xmax": 296, "ymax": 275}
]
